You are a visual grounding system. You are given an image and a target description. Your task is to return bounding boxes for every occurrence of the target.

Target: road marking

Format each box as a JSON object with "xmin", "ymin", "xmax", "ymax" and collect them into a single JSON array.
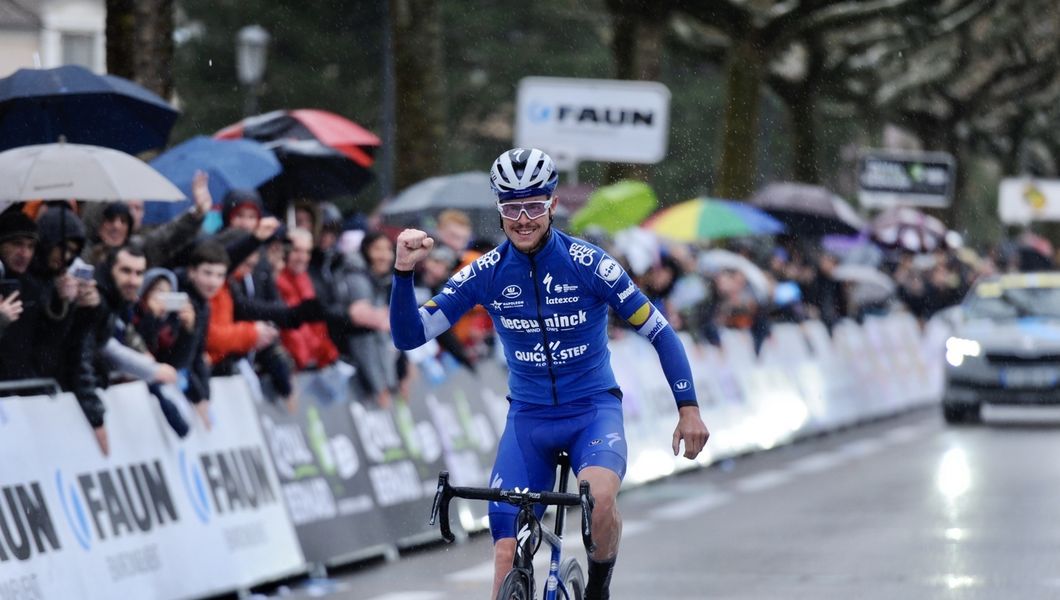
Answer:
[
  {"xmin": 835, "ymin": 438, "xmax": 886, "ymax": 459},
  {"xmin": 363, "ymin": 593, "xmax": 446, "ymax": 600},
  {"xmin": 733, "ymin": 470, "xmax": 793, "ymax": 493},
  {"xmin": 787, "ymin": 451, "xmax": 847, "ymax": 474},
  {"xmin": 649, "ymin": 491, "xmax": 733, "ymax": 520},
  {"xmin": 880, "ymin": 424, "xmax": 932, "ymax": 444}
]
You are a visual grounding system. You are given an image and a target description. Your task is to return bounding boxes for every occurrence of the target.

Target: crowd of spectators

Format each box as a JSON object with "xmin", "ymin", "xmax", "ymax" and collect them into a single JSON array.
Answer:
[{"xmin": 0, "ymin": 175, "xmax": 1046, "ymax": 455}]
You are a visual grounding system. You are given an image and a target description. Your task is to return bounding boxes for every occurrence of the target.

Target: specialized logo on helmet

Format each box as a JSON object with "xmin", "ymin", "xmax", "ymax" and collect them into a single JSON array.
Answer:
[
  {"xmin": 490, "ymin": 148, "xmax": 558, "ymax": 201},
  {"xmin": 569, "ymin": 243, "xmax": 597, "ymax": 266},
  {"xmin": 595, "ymin": 257, "xmax": 623, "ymax": 287}
]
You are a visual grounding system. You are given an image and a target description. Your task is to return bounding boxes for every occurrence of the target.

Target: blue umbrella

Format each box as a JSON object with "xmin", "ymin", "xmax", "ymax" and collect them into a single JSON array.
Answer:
[
  {"xmin": 0, "ymin": 65, "xmax": 178, "ymax": 154},
  {"xmin": 143, "ymin": 136, "xmax": 281, "ymax": 225}
]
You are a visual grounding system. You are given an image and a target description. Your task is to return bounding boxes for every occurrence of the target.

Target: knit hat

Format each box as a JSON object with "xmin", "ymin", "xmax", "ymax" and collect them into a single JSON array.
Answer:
[
  {"xmin": 222, "ymin": 189, "xmax": 263, "ymax": 226},
  {"xmin": 140, "ymin": 267, "xmax": 178, "ymax": 298},
  {"xmin": 0, "ymin": 210, "xmax": 38, "ymax": 245}
]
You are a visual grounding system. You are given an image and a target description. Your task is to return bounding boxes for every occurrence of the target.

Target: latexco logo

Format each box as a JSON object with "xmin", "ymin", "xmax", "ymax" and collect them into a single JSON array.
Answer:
[{"xmin": 55, "ymin": 461, "xmax": 180, "ymax": 551}]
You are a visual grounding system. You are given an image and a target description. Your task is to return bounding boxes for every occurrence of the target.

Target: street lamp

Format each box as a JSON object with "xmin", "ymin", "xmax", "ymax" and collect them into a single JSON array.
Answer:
[{"xmin": 236, "ymin": 25, "xmax": 270, "ymax": 116}]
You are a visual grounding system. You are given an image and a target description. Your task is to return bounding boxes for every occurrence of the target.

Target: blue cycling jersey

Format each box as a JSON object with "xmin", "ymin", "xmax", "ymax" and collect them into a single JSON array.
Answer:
[{"xmin": 390, "ymin": 228, "xmax": 698, "ymax": 408}]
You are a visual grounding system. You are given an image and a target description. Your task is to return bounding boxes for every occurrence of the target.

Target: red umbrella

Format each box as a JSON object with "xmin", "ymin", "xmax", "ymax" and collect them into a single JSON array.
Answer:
[
  {"xmin": 215, "ymin": 109, "xmax": 380, "ymax": 205},
  {"xmin": 216, "ymin": 108, "xmax": 379, "ymax": 167}
]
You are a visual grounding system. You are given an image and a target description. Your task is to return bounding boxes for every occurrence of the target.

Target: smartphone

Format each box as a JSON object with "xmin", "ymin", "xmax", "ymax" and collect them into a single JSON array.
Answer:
[
  {"xmin": 68, "ymin": 258, "xmax": 95, "ymax": 281},
  {"xmin": 158, "ymin": 291, "xmax": 189, "ymax": 313},
  {"xmin": 0, "ymin": 279, "xmax": 19, "ymax": 298}
]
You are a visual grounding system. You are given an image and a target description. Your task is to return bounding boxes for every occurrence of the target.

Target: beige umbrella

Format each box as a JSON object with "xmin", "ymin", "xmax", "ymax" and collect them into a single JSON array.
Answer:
[{"xmin": 0, "ymin": 142, "xmax": 185, "ymax": 204}]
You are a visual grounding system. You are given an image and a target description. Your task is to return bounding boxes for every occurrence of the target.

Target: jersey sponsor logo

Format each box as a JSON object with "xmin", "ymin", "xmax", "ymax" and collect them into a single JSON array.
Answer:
[
  {"xmin": 643, "ymin": 312, "xmax": 666, "ymax": 341},
  {"xmin": 442, "ymin": 287, "xmax": 455, "ymax": 295},
  {"xmin": 595, "ymin": 256, "xmax": 623, "ymax": 287},
  {"xmin": 499, "ymin": 309, "xmax": 588, "ymax": 332},
  {"xmin": 514, "ymin": 341, "xmax": 590, "ymax": 365},
  {"xmin": 476, "ymin": 249, "xmax": 501, "ymax": 270},
  {"xmin": 450, "ymin": 262, "xmax": 476, "ymax": 287},
  {"xmin": 502, "ymin": 285, "xmax": 522, "ymax": 299},
  {"xmin": 674, "ymin": 379, "xmax": 691, "ymax": 392},
  {"xmin": 616, "ymin": 281, "xmax": 636, "ymax": 303},
  {"xmin": 589, "ymin": 439, "xmax": 602, "ymax": 446},
  {"xmin": 545, "ymin": 295, "xmax": 579, "ymax": 305},
  {"xmin": 568, "ymin": 243, "xmax": 597, "ymax": 266},
  {"xmin": 544, "ymin": 272, "xmax": 579, "ymax": 294},
  {"xmin": 606, "ymin": 433, "xmax": 623, "ymax": 448},
  {"xmin": 490, "ymin": 298, "xmax": 525, "ymax": 312}
]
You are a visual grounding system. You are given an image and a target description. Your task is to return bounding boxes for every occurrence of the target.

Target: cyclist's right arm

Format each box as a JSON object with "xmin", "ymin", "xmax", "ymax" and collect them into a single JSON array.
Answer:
[{"xmin": 390, "ymin": 243, "xmax": 482, "ymax": 351}]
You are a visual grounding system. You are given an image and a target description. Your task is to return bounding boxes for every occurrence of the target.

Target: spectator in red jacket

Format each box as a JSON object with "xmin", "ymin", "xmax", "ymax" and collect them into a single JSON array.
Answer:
[{"xmin": 275, "ymin": 228, "xmax": 338, "ymax": 371}]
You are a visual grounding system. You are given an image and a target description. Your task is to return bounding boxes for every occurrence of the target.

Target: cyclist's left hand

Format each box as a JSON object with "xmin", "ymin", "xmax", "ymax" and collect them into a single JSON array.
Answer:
[{"xmin": 672, "ymin": 405, "xmax": 709, "ymax": 459}]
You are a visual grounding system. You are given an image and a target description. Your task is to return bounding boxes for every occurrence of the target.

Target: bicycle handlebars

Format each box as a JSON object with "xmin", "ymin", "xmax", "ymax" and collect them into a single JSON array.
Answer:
[{"xmin": 429, "ymin": 471, "xmax": 596, "ymax": 554}]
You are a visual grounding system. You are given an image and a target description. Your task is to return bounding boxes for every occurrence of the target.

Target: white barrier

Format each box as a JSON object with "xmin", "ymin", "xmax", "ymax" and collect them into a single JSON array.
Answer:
[
  {"xmin": 0, "ymin": 377, "xmax": 304, "ymax": 600},
  {"xmin": 0, "ymin": 312, "xmax": 942, "ymax": 596}
]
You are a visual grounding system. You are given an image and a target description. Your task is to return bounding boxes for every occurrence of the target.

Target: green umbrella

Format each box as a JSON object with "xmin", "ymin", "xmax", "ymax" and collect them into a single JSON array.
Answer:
[{"xmin": 570, "ymin": 180, "xmax": 658, "ymax": 234}]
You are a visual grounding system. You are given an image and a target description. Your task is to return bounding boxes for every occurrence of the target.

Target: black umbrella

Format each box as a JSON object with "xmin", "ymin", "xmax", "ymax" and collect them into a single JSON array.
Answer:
[
  {"xmin": 0, "ymin": 65, "xmax": 178, "ymax": 154},
  {"xmin": 750, "ymin": 182, "xmax": 865, "ymax": 236},
  {"xmin": 216, "ymin": 109, "xmax": 379, "ymax": 209}
]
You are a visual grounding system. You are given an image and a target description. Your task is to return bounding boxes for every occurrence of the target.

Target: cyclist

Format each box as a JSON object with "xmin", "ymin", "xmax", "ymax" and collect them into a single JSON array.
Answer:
[{"xmin": 390, "ymin": 148, "xmax": 709, "ymax": 599}]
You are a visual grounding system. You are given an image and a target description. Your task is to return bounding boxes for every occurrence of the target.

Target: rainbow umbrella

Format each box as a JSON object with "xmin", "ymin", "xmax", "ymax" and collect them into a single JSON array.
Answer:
[{"xmin": 642, "ymin": 197, "xmax": 784, "ymax": 242}]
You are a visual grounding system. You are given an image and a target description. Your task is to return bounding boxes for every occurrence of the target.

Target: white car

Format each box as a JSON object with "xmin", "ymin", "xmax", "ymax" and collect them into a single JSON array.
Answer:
[{"xmin": 943, "ymin": 273, "xmax": 1060, "ymax": 424}]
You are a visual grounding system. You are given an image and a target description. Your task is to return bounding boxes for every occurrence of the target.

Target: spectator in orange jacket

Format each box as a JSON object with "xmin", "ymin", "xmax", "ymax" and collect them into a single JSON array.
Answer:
[
  {"xmin": 205, "ymin": 278, "xmax": 278, "ymax": 366},
  {"xmin": 275, "ymin": 228, "xmax": 338, "ymax": 371}
]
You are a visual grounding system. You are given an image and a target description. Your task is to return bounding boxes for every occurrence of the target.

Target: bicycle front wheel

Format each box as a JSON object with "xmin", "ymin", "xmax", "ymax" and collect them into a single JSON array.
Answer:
[
  {"xmin": 559, "ymin": 557, "xmax": 584, "ymax": 600},
  {"xmin": 496, "ymin": 568, "xmax": 532, "ymax": 600}
]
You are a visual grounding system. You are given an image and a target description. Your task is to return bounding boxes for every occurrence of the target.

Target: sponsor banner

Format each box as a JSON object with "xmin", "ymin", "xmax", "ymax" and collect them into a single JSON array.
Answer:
[
  {"xmin": 998, "ymin": 178, "xmax": 1060, "ymax": 223},
  {"xmin": 0, "ymin": 378, "xmax": 304, "ymax": 600},
  {"xmin": 257, "ymin": 368, "xmax": 391, "ymax": 565},
  {"xmin": 516, "ymin": 76, "xmax": 671, "ymax": 165},
  {"xmin": 857, "ymin": 149, "xmax": 955, "ymax": 208},
  {"xmin": 349, "ymin": 392, "xmax": 438, "ymax": 546}
]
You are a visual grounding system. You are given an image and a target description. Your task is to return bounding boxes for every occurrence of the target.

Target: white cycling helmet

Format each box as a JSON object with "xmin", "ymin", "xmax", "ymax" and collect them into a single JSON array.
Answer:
[{"xmin": 489, "ymin": 147, "xmax": 559, "ymax": 202}]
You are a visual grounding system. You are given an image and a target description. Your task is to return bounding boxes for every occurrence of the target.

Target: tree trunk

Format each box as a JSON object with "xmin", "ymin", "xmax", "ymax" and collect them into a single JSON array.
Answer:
[
  {"xmin": 391, "ymin": 0, "xmax": 446, "ymax": 191},
  {"xmin": 132, "ymin": 0, "xmax": 174, "ymax": 99},
  {"xmin": 105, "ymin": 0, "xmax": 135, "ymax": 78},
  {"xmin": 605, "ymin": 5, "xmax": 663, "ymax": 184},
  {"xmin": 105, "ymin": 0, "xmax": 173, "ymax": 99},
  {"xmin": 716, "ymin": 34, "xmax": 765, "ymax": 199},
  {"xmin": 790, "ymin": 90, "xmax": 819, "ymax": 184}
]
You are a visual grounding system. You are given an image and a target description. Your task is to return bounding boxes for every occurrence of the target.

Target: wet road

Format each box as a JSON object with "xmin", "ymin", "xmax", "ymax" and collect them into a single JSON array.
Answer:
[{"xmin": 273, "ymin": 405, "xmax": 1060, "ymax": 599}]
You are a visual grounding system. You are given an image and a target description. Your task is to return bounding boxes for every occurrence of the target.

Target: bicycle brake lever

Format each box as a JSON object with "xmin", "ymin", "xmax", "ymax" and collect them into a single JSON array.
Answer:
[
  {"xmin": 579, "ymin": 480, "xmax": 595, "ymax": 555},
  {"xmin": 430, "ymin": 472, "xmax": 456, "ymax": 543}
]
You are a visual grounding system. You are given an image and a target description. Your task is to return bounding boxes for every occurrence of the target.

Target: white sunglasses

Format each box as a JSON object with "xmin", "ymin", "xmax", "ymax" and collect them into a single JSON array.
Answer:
[{"xmin": 496, "ymin": 198, "xmax": 553, "ymax": 221}]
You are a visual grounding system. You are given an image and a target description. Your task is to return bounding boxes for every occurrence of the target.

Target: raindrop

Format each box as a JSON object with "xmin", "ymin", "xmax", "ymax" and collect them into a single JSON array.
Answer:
[{"xmin": 208, "ymin": 59, "xmax": 213, "ymax": 67}]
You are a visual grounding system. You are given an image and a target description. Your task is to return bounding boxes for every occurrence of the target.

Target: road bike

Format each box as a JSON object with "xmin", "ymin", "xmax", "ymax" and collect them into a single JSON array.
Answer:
[{"xmin": 430, "ymin": 453, "xmax": 595, "ymax": 600}]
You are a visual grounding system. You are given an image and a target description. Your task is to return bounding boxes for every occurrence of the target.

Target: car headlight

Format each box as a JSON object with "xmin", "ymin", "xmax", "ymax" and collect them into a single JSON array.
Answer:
[{"xmin": 946, "ymin": 337, "xmax": 981, "ymax": 367}]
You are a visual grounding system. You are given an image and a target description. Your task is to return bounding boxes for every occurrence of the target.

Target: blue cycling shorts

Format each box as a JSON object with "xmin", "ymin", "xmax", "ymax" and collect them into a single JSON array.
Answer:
[{"xmin": 488, "ymin": 390, "xmax": 627, "ymax": 541}]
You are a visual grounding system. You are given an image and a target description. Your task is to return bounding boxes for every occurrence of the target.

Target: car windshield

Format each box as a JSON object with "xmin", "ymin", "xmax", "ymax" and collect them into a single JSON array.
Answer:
[{"xmin": 964, "ymin": 281, "xmax": 1060, "ymax": 319}]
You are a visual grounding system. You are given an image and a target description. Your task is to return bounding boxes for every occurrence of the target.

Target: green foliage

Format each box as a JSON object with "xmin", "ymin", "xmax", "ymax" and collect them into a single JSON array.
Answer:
[{"xmin": 170, "ymin": 0, "xmax": 865, "ymax": 213}]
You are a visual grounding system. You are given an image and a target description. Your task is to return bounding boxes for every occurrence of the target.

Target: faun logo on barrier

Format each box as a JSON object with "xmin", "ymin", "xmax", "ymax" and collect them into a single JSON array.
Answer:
[
  {"xmin": 179, "ymin": 450, "xmax": 211, "ymax": 524},
  {"xmin": 55, "ymin": 461, "xmax": 179, "ymax": 551},
  {"xmin": 182, "ymin": 448, "xmax": 278, "ymax": 521},
  {"xmin": 2, "ymin": 480, "xmax": 61, "ymax": 560}
]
